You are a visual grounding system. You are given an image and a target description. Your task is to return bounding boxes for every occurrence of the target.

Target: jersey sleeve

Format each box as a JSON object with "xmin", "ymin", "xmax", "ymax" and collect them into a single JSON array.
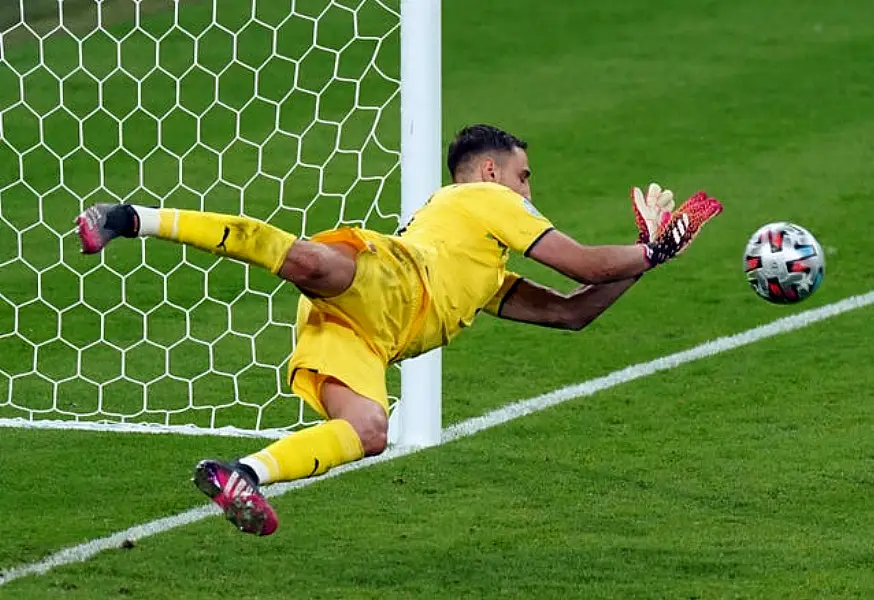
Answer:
[
  {"xmin": 465, "ymin": 185, "xmax": 554, "ymax": 254},
  {"xmin": 483, "ymin": 271, "xmax": 523, "ymax": 316}
]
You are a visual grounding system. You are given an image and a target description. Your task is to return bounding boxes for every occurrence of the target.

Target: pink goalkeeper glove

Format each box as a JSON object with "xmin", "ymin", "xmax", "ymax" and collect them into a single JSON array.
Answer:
[{"xmin": 643, "ymin": 191, "xmax": 723, "ymax": 267}]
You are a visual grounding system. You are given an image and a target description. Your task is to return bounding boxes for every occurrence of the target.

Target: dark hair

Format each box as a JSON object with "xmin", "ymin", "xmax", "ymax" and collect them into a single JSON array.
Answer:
[{"xmin": 446, "ymin": 124, "xmax": 527, "ymax": 179}]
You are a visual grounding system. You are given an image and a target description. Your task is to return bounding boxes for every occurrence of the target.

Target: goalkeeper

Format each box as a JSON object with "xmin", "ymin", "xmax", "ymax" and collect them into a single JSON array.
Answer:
[{"xmin": 76, "ymin": 124, "xmax": 722, "ymax": 536}]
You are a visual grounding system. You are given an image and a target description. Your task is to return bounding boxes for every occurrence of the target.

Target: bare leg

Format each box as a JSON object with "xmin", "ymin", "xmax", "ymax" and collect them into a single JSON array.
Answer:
[
  {"xmin": 278, "ymin": 240, "xmax": 359, "ymax": 298},
  {"xmin": 320, "ymin": 378, "xmax": 388, "ymax": 456}
]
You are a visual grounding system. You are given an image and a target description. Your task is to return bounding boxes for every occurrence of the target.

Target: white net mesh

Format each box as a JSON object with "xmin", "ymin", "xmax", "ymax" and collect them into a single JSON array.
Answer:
[{"xmin": 0, "ymin": 0, "xmax": 402, "ymax": 436}]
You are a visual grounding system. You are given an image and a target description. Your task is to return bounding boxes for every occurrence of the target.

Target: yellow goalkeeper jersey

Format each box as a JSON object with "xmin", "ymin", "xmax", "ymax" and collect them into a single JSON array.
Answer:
[
  {"xmin": 288, "ymin": 182, "xmax": 553, "ymax": 414},
  {"xmin": 290, "ymin": 181, "xmax": 554, "ymax": 408},
  {"xmin": 396, "ymin": 181, "xmax": 554, "ymax": 359}
]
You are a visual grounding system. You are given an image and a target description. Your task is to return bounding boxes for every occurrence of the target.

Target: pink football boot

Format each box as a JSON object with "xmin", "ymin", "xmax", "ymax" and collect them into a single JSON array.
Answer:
[
  {"xmin": 192, "ymin": 459, "xmax": 279, "ymax": 536},
  {"xmin": 75, "ymin": 203, "xmax": 133, "ymax": 254}
]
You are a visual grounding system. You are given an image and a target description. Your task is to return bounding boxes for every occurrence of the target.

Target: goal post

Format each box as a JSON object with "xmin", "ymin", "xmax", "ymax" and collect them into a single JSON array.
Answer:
[
  {"xmin": 0, "ymin": 0, "xmax": 443, "ymax": 446},
  {"xmin": 396, "ymin": 0, "xmax": 442, "ymax": 448}
]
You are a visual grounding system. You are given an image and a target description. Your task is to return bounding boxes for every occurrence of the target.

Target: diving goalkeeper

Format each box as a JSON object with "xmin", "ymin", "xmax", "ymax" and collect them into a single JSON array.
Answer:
[{"xmin": 76, "ymin": 124, "xmax": 722, "ymax": 536}]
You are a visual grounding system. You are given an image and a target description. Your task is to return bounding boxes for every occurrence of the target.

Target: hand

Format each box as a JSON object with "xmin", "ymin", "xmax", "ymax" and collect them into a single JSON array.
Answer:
[
  {"xmin": 632, "ymin": 182, "xmax": 675, "ymax": 243},
  {"xmin": 643, "ymin": 191, "xmax": 723, "ymax": 266}
]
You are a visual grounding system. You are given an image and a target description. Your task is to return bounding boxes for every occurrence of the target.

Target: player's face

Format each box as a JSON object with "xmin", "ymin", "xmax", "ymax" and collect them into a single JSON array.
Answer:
[{"xmin": 494, "ymin": 147, "xmax": 532, "ymax": 199}]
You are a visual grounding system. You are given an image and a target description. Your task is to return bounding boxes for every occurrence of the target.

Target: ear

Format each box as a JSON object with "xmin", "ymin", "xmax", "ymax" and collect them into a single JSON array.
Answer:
[{"xmin": 479, "ymin": 157, "xmax": 497, "ymax": 182}]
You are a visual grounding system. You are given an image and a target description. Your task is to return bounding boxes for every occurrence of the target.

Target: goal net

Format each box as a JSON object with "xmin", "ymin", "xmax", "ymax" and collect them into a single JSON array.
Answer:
[{"xmin": 0, "ymin": 0, "xmax": 414, "ymax": 438}]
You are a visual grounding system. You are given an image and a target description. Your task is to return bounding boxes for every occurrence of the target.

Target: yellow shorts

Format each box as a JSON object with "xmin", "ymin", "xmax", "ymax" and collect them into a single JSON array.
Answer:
[{"xmin": 287, "ymin": 228, "xmax": 430, "ymax": 417}]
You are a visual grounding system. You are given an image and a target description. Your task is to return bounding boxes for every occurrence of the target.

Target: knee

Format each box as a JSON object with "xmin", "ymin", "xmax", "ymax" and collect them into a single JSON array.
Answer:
[
  {"xmin": 348, "ymin": 408, "xmax": 388, "ymax": 456},
  {"xmin": 280, "ymin": 241, "xmax": 356, "ymax": 296},
  {"xmin": 321, "ymin": 379, "xmax": 388, "ymax": 456},
  {"xmin": 282, "ymin": 241, "xmax": 327, "ymax": 287}
]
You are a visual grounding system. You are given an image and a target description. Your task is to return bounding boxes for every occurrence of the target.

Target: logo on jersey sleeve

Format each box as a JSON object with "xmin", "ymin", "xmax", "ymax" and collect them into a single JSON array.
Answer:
[{"xmin": 521, "ymin": 197, "xmax": 543, "ymax": 218}]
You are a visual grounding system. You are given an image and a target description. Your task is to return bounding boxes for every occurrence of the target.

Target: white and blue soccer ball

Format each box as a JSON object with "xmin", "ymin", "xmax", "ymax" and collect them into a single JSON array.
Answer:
[{"xmin": 743, "ymin": 222, "xmax": 825, "ymax": 304}]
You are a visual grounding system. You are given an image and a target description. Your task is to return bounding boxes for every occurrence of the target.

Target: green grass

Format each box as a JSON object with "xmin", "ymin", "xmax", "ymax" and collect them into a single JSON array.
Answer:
[{"xmin": 3, "ymin": 0, "xmax": 874, "ymax": 597}]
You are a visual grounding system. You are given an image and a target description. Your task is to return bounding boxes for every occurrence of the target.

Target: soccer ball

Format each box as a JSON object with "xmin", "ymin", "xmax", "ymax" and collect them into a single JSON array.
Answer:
[{"xmin": 743, "ymin": 222, "xmax": 825, "ymax": 304}]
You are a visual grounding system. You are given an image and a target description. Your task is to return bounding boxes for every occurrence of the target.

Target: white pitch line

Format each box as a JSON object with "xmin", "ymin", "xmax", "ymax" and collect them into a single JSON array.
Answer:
[
  {"xmin": 2, "ymin": 289, "xmax": 873, "ymax": 587},
  {"xmin": 443, "ymin": 289, "xmax": 874, "ymax": 441}
]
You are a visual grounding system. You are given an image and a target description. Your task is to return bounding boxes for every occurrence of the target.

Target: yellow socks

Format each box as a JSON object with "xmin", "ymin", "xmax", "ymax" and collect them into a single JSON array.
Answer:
[
  {"xmin": 239, "ymin": 419, "xmax": 365, "ymax": 484},
  {"xmin": 133, "ymin": 206, "xmax": 297, "ymax": 274}
]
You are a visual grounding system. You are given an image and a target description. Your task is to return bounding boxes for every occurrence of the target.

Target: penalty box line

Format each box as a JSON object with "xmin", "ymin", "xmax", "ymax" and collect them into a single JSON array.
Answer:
[{"xmin": 2, "ymin": 289, "xmax": 874, "ymax": 587}]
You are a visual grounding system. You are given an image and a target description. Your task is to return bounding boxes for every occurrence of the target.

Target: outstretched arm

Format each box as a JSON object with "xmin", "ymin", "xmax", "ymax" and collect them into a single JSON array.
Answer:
[
  {"xmin": 524, "ymin": 191, "xmax": 723, "ymax": 285},
  {"xmin": 526, "ymin": 230, "xmax": 650, "ymax": 285},
  {"xmin": 486, "ymin": 276, "xmax": 640, "ymax": 331}
]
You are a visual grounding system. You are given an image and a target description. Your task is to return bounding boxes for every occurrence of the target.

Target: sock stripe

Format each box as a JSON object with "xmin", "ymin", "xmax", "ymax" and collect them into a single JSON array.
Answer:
[
  {"xmin": 170, "ymin": 209, "xmax": 180, "ymax": 239},
  {"xmin": 256, "ymin": 450, "xmax": 282, "ymax": 478}
]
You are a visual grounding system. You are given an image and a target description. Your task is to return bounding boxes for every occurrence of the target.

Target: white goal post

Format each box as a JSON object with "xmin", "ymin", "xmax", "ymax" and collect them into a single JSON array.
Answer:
[
  {"xmin": 396, "ymin": 0, "xmax": 441, "ymax": 448},
  {"xmin": 0, "ymin": 0, "xmax": 442, "ymax": 447}
]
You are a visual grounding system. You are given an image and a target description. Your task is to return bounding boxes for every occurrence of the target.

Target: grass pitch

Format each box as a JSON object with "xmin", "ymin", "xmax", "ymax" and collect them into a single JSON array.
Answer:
[{"xmin": 3, "ymin": 0, "xmax": 874, "ymax": 598}]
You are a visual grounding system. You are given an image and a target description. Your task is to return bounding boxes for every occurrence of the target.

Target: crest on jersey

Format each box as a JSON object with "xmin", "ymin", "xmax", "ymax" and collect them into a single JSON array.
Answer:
[{"xmin": 521, "ymin": 197, "xmax": 543, "ymax": 218}]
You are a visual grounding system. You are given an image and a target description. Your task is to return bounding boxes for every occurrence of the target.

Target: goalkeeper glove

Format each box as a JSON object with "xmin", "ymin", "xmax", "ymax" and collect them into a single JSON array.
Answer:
[
  {"xmin": 632, "ymin": 182, "xmax": 675, "ymax": 244},
  {"xmin": 643, "ymin": 191, "xmax": 723, "ymax": 267}
]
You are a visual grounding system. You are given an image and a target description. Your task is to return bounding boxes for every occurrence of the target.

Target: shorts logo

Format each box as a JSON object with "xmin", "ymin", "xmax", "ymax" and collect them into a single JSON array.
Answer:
[{"xmin": 521, "ymin": 197, "xmax": 542, "ymax": 218}]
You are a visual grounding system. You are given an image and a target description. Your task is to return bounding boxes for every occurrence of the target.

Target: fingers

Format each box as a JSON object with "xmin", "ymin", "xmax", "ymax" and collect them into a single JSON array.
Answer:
[
  {"xmin": 673, "ymin": 192, "xmax": 722, "ymax": 256},
  {"xmin": 631, "ymin": 186, "xmax": 650, "ymax": 243},
  {"xmin": 633, "ymin": 183, "xmax": 720, "ymax": 247},
  {"xmin": 656, "ymin": 189, "xmax": 674, "ymax": 210},
  {"xmin": 676, "ymin": 191, "xmax": 723, "ymax": 232},
  {"xmin": 646, "ymin": 190, "xmax": 723, "ymax": 264}
]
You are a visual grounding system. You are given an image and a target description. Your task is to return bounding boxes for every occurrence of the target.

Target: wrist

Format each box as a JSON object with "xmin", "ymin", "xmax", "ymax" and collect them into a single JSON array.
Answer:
[{"xmin": 639, "ymin": 243, "xmax": 657, "ymax": 269}]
